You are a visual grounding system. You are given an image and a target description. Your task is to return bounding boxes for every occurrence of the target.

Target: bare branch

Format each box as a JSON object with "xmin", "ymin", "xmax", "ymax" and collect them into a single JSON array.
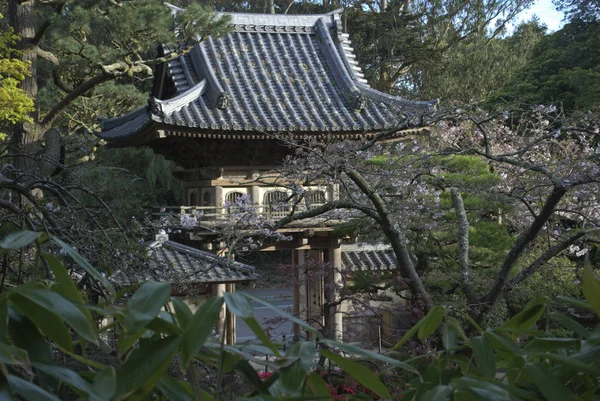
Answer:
[{"xmin": 450, "ymin": 188, "xmax": 475, "ymax": 302}]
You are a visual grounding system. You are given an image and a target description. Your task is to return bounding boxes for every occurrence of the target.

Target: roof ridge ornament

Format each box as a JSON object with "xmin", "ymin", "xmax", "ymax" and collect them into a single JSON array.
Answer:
[{"xmin": 216, "ymin": 92, "xmax": 231, "ymax": 110}]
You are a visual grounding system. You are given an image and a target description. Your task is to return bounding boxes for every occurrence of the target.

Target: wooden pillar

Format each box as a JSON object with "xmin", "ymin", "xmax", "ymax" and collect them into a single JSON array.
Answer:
[
  {"xmin": 251, "ymin": 185, "xmax": 261, "ymax": 214},
  {"xmin": 328, "ymin": 238, "xmax": 343, "ymax": 341},
  {"xmin": 213, "ymin": 186, "xmax": 223, "ymax": 213},
  {"xmin": 225, "ymin": 283, "xmax": 236, "ymax": 344},
  {"xmin": 307, "ymin": 250, "xmax": 324, "ymax": 334},
  {"xmin": 213, "ymin": 283, "xmax": 226, "ymax": 339},
  {"xmin": 293, "ymin": 249, "xmax": 310, "ymax": 337}
]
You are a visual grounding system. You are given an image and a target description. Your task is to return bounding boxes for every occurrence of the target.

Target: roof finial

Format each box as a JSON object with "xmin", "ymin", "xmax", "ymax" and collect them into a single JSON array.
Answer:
[{"xmin": 156, "ymin": 229, "xmax": 169, "ymax": 243}]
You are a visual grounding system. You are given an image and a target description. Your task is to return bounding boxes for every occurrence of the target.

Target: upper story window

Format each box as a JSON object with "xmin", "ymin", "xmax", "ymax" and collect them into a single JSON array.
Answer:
[
  {"xmin": 225, "ymin": 191, "xmax": 245, "ymax": 213},
  {"xmin": 189, "ymin": 191, "xmax": 197, "ymax": 206},
  {"xmin": 202, "ymin": 191, "xmax": 211, "ymax": 206},
  {"xmin": 263, "ymin": 190, "xmax": 289, "ymax": 217},
  {"xmin": 305, "ymin": 190, "xmax": 326, "ymax": 208}
]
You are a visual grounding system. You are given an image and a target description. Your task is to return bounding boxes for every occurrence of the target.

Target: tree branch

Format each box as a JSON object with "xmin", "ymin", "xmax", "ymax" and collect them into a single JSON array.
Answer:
[
  {"xmin": 450, "ymin": 188, "xmax": 475, "ymax": 303},
  {"xmin": 346, "ymin": 168, "xmax": 434, "ymax": 309},
  {"xmin": 482, "ymin": 185, "xmax": 567, "ymax": 308},
  {"xmin": 508, "ymin": 228, "xmax": 600, "ymax": 288}
]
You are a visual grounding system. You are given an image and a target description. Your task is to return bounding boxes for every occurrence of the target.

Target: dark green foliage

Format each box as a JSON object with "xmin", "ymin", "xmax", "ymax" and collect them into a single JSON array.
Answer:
[
  {"xmin": 73, "ymin": 147, "xmax": 182, "ymax": 224},
  {"xmin": 490, "ymin": 19, "xmax": 600, "ymax": 111},
  {"xmin": 553, "ymin": 0, "xmax": 600, "ymax": 21},
  {"xmin": 0, "ymin": 231, "xmax": 599, "ymax": 400}
]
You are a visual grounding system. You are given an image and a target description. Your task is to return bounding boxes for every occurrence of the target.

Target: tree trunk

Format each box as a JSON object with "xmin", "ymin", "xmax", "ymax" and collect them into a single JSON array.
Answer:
[
  {"xmin": 8, "ymin": 0, "xmax": 44, "ymax": 174},
  {"xmin": 8, "ymin": 0, "xmax": 60, "ymax": 178}
]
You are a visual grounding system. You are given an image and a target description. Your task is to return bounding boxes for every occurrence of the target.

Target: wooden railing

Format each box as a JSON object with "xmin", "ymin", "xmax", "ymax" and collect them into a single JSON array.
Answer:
[{"xmin": 152, "ymin": 203, "xmax": 327, "ymax": 227}]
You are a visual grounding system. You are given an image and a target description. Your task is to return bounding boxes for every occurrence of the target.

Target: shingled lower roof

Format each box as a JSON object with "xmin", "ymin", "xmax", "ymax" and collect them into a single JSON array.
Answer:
[
  {"xmin": 110, "ymin": 240, "xmax": 258, "ymax": 286},
  {"xmin": 99, "ymin": 9, "xmax": 436, "ymax": 143},
  {"xmin": 341, "ymin": 243, "xmax": 399, "ymax": 271}
]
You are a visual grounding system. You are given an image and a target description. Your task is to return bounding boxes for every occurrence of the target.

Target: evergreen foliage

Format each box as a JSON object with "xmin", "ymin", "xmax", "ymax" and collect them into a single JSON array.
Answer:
[
  {"xmin": 489, "ymin": 18, "xmax": 600, "ymax": 111},
  {"xmin": 0, "ymin": 13, "xmax": 34, "ymax": 141}
]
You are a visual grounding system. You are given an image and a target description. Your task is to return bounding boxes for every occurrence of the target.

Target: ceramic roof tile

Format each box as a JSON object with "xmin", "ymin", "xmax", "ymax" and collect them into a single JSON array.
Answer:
[
  {"xmin": 110, "ymin": 240, "xmax": 258, "ymax": 286},
  {"xmin": 341, "ymin": 244, "xmax": 399, "ymax": 271},
  {"xmin": 98, "ymin": 10, "xmax": 436, "ymax": 142}
]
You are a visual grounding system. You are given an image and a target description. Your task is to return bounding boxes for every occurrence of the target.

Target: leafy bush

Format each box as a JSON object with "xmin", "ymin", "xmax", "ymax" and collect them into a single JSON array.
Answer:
[{"xmin": 0, "ymin": 230, "xmax": 599, "ymax": 400}]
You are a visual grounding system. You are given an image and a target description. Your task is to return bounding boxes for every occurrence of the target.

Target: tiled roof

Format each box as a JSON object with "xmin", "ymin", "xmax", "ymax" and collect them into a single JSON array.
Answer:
[
  {"xmin": 98, "ymin": 9, "xmax": 436, "ymax": 143},
  {"xmin": 110, "ymin": 240, "xmax": 258, "ymax": 286},
  {"xmin": 341, "ymin": 243, "xmax": 398, "ymax": 271}
]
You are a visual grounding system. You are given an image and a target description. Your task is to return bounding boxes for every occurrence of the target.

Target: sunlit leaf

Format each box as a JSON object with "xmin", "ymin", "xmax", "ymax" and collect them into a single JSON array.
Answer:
[
  {"xmin": 181, "ymin": 296, "xmax": 223, "ymax": 367},
  {"xmin": 13, "ymin": 287, "xmax": 97, "ymax": 345},
  {"xmin": 582, "ymin": 257, "xmax": 600, "ymax": 318},
  {"xmin": 524, "ymin": 362, "xmax": 572, "ymax": 401},
  {"xmin": 0, "ymin": 231, "xmax": 43, "ymax": 249},
  {"xmin": 8, "ymin": 375, "xmax": 61, "ymax": 401},
  {"xmin": 471, "ymin": 336, "xmax": 495, "ymax": 379},
  {"xmin": 418, "ymin": 306, "xmax": 446, "ymax": 340},
  {"xmin": 320, "ymin": 349, "xmax": 391, "ymax": 399},
  {"xmin": 52, "ymin": 237, "xmax": 115, "ymax": 297},
  {"xmin": 125, "ymin": 281, "xmax": 171, "ymax": 333},
  {"xmin": 115, "ymin": 336, "xmax": 181, "ymax": 399}
]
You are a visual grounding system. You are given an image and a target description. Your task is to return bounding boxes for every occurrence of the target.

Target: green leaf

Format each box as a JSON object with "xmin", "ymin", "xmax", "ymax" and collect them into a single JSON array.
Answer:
[
  {"xmin": 244, "ymin": 317, "xmax": 281, "ymax": 357},
  {"xmin": 157, "ymin": 376, "xmax": 193, "ymax": 401},
  {"xmin": 0, "ymin": 342, "xmax": 29, "ymax": 365},
  {"xmin": 235, "ymin": 359, "xmax": 271, "ymax": 395},
  {"xmin": 115, "ymin": 335, "xmax": 181, "ymax": 399},
  {"xmin": 8, "ymin": 375, "xmax": 61, "ymax": 401},
  {"xmin": 442, "ymin": 320, "xmax": 458, "ymax": 350},
  {"xmin": 146, "ymin": 316, "xmax": 183, "ymax": 336},
  {"xmin": 582, "ymin": 257, "xmax": 600, "ymax": 318},
  {"xmin": 9, "ymin": 294, "xmax": 72, "ymax": 351},
  {"xmin": 418, "ymin": 305, "xmax": 446, "ymax": 340},
  {"xmin": 13, "ymin": 287, "xmax": 97, "ymax": 345},
  {"xmin": 33, "ymin": 363, "xmax": 94, "ymax": 395},
  {"xmin": 451, "ymin": 377, "xmax": 510, "ymax": 401},
  {"xmin": 556, "ymin": 296, "xmax": 593, "ymax": 310},
  {"xmin": 181, "ymin": 296, "xmax": 224, "ymax": 367},
  {"xmin": 225, "ymin": 291, "xmax": 254, "ymax": 318},
  {"xmin": 0, "ymin": 372, "xmax": 13, "ymax": 401},
  {"xmin": 52, "ymin": 237, "xmax": 115, "ymax": 297},
  {"xmin": 118, "ymin": 327, "xmax": 146, "ymax": 354},
  {"xmin": 503, "ymin": 296, "xmax": 548, "ymax": 331},
  {"xmin": 322, "ymin": 339, "xmax": 419, "ymax": 374},
  {"xmin": 125, "ymin": 281, "xmax": 171, "ymax": 333},
  {"xmin": 44, "ymin": 255, "xmax": 85, "ymax": 304},
  {"xmin": 550, "ymin": 311, "xmax": 590, "ymax": 339},
  {"xmin": 305, "ymin": 374, "xmax": 331, "ymax": 400},
  {"xmin": 0, "ymin": 231, "xmax": 43, "ymax": 249},
  {"xmin": 523, "ymin": 362, "xmax": 572, "ymax": 401},
  {"xmin": 279, "ymin": 359, "xmax": 308, "ymax": 394},
  {"xmin": 170, "ymin": 297, "xmax": 193, "ymax": 330},
  {"xmin": 91, "ymin": 367, "xmax": 116, "ymax": 401},
  {"xmin": 483, "ymin": 331, "xmax": 521, "ymax": 354},
  {"xmin": 471, "ymin": 336, "xmax": 496, "ymax": 379},
  {"xmin": 531, "ymin": 352, "xmax": 600, "ymax": 376},
  {"xmin": 391, "ymin": 316, "xmax": 426, "ymax": 350},
  {"xmin": 7, "ymin": 309, "xmax": 53, "ymax": 364},
  {"xmin": 524, "ymin": 338, "xmax": 579, "ymax": 353},
  {"xmin": 243, "ymin": 293, "xmax": 319, "ymax": 336},
  {"xmin": 0, "ymin": 299, "xmax": 8, "ymax": 341},
  {"xmin": 420, "ymin": 385, "xmax": 452, "ymax": 401},
  {"xmin": 320, "ymin": 349, "xmax": 391, "ymax": 399}
]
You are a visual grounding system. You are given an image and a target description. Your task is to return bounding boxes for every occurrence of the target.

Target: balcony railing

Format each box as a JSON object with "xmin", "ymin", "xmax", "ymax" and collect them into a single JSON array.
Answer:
[{"xmin": 152, "ymin": 203, "xmax": 329, "ymax": 229}]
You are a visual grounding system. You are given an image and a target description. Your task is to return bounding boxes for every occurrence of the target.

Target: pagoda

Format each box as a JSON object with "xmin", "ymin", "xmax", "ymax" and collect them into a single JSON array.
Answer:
[{"xmin": 98, "ymin": 7, "xmax": 435, "ymax": 343}]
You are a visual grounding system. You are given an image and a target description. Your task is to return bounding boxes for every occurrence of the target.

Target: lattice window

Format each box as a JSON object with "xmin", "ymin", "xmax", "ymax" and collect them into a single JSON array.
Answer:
[
  {"xmin": 225, "ymin": 191, "xmax": 244, "ymax": 205},
  {"xmin": 263, "ymin": 190, "xmax": 289, "ymax": 217},
  {"xmin": 305, "ymin": 190, "xmax": 326, "ymax": 208},
  {"xmin": 225, "ymin": 191, "xmax": 244, "ymax": 213},
  {"xmin": 202, "ymin": 190, "xmax": 211, "ymax": 206}
]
